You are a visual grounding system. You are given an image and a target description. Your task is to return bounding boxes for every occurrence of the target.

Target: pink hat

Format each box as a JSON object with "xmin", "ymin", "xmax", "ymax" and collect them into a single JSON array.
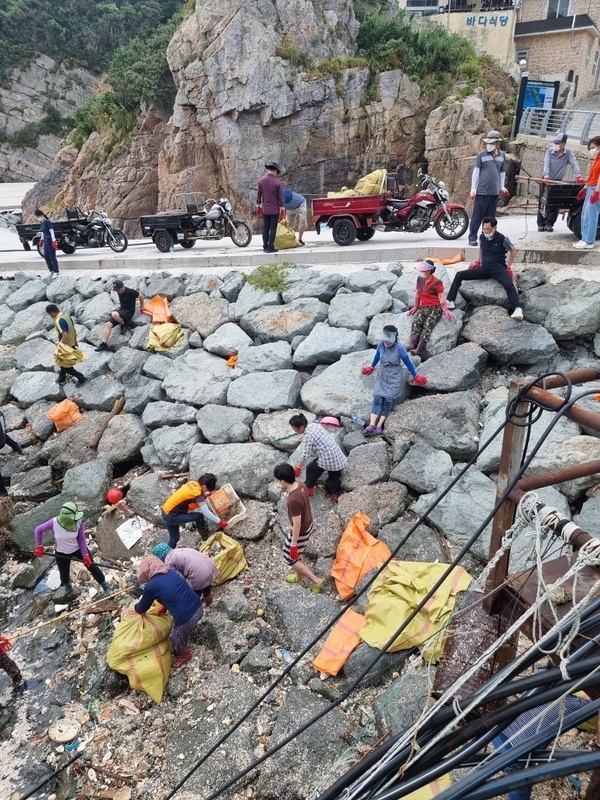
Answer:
[
  {"xmin": 321, "ymin": 416, "xmax": 341, "ymax": 427},
  {"xmin": 415, "ymin": 260, "xmax": 435, "ymax": 272}
]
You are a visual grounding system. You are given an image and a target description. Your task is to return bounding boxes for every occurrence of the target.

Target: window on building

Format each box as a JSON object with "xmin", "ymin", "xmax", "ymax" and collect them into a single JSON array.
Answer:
[
  {"xmin": 406, "ymin": 0, "xmax": 439, "ymax": 14},
  {"xmin": 594, "ymin": 51, "xmax": 600, "ymax": 91},
  {"xmin": 546, "ymin": 0, "xmax": 570, "ymax": 18}
]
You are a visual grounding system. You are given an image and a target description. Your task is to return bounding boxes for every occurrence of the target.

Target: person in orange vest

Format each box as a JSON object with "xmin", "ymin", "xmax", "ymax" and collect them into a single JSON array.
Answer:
[{"xmin": 161, "ymin": 479, "xmax": 227, "ymax": 548}]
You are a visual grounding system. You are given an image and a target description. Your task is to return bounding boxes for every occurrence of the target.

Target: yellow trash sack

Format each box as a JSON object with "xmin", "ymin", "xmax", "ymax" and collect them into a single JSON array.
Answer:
[
  {"xmin": 147, "ymin": 322, "xmax": 184, "ymax": 351},
  {"xmin": 274, "ymin": 218, "xmax": 301, "ymax": 250},
  {"xmin": 106, "ymin": 603, "xmax": 173, "ymax": 703},
  {"xmin": 326, "ymin": 188, "xmax": 358, "ymax": 198},
  {"xmin": 404, "ymin": 775, "xmax": 452, "ymax": 798},
  {"xmin": 46, "ymin": 399, "xmax": 86, "ymax": 432},
  {"xmin": 354, "ymin": 169, "xmax": 387, "ymax": 196},
  {"xmin": 53, "ymin": 342, "xmax": 87, "ymax": 369},
  {"xmin": 359, "ymin": 561, "xmax": 472, "ymax": 663},
  {"xmin": 199, "ymin": 531, "xmax": 247, "ymax": 584}
]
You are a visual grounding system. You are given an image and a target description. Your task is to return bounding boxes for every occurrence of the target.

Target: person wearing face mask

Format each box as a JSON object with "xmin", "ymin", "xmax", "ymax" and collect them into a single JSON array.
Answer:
[
  {"xmin": 446, "ymin": 216, "xmax": 522, "ymax": 320},
  {"xmin": 573, "ymin": 135, "xmax": 600, "ymax": 250},
  {"xmin": 468, "ymin": 131, "xmax": 509, "ymax": 247},
  {"xmin": 538, "ymin": 133, "xmax": 583, "ymax": 232}
]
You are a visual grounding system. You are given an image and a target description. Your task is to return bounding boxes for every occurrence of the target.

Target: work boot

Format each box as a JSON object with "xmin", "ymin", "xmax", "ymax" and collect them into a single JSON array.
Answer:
[
  {"xmin": 407, "ymin": 333, "xmax": 419, "ymax": 352},
  {"xmin": 95, "ymin": 342, "xmax": 109, "ymax": 352},
  {"xmin": 172, "ymin": 649, "xmax": 192, "ymax": 669},
  {"xmin": 413, "ymin": 339, "xmax": 427, "ymax": 356},
  {"xmin": 100, "ymin": 582, "xmax": 113, "ymax": 596},
  {"xmin": 53, "ymin": 582, "xmax": 74, "ymax": 601}
]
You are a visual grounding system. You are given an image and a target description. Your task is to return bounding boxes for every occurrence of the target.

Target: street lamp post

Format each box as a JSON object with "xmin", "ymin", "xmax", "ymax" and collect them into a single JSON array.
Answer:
[{"xmin": 511, "ymin": 58, "xmax": 529, "ymax": 140}]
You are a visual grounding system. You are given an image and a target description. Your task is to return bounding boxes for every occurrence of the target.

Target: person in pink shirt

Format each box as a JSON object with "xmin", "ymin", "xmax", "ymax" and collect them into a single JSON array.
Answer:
[
  {"xmin": 33, "ymin": 501, "xmax": 113, "ymax": 600},
  {"xmin": 152, "ymin": 543, "xmax": 219, "ymax": 606},
  {"xmin": 257, "ymin": 161, "xmax": 285, "ymax": 254}
]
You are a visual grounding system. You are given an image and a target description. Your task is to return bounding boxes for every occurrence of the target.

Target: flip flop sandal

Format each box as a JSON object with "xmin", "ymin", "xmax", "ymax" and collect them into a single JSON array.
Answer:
[{"xmin": 286, "ymin": 573, "xmax": 308, "ymax": 587}]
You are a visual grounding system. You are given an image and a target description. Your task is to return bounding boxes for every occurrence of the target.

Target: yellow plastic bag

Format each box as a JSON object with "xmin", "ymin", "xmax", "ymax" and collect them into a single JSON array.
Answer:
[
  {"xmin": 106, "ymin": 603, "xmax": 173, "ymax": 703},
  {"xmin": 53, "ymin": 343, "xmax": 87, "ymax": 368},
  {"xmin": 404, "ymin": 775, "xmax": 452, "ymax": 798},
  {"xmin": 274, "ymin": 219, "xmax": 301, "ymax": 250},
  {"xmin": 354, "ymin": 169, "xmax": 387, "ymax": 196},
  {"xmin": 147, "ymin": 322, "xmax": 184, "ymax": 351},
  {"xmin": 199, "ymin": 531, "xmax": 247, "ymax": 584},
  {"xmin": 46, "ymin": 399, "xmax": 86, "ymax": 432}
]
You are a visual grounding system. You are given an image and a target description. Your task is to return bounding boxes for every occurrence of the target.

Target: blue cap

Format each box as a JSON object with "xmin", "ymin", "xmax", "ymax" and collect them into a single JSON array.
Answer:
[
  {"xmin": 283, "ymin": 189, "xmax": 293, "ymax": 204},
  {"xmin": 152, "ymin": 543, "xmax": 172, "ymax": 561}
]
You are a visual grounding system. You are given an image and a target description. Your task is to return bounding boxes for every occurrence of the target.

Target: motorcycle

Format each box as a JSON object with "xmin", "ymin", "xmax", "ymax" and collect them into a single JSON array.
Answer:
[
  {"xmin": 36, "ymin": 208, "xmax": 128, "ymax": 256},
  {"xmin": 189, "ymin": 197, "xmax": 252, "ymax": 247},
  {"xmin": 373, "ymin": 170, "xmax": 469, "ymax": 240}
]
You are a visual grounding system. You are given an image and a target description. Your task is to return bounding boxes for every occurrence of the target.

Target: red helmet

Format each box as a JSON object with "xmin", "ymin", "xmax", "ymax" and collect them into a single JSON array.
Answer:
[{"xmin": 106, "ymin": 488, "xmax": 123, "ymax": 504}]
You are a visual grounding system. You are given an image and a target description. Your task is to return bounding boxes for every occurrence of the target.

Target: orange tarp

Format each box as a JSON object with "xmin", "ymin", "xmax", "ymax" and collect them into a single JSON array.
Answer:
[
  {"xmin": 312, "ymin": 609, "xmax": 365, "ymax": 676},
  {"xmin": 142, "ymin": 296, "xmax": 172, "ymax": 324},
  {"xmin": 331, "ymin": 512, "xmax": 392, "ymax": 600}
]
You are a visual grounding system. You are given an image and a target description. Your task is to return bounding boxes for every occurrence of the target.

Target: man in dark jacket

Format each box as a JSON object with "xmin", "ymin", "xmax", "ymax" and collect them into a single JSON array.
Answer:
[
  {"xmin": 257, "ymin": 161, "xmax": 285, "ymax": 253},
  {"xmin": 96, "ymin": 280, "xmax": 145, "ymax": 352}
]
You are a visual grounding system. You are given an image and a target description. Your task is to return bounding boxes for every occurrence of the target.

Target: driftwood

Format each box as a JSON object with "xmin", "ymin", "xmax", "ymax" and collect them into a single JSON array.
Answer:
[{"xmin": 90, "ymin": 397, "xmax": 126, "ymax": 449}]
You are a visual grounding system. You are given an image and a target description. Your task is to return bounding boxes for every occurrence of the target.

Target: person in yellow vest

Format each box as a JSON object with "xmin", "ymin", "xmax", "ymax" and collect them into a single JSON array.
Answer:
[
  {"xmin": 161, "ymin": 480, "xmax": 228, "ymax": 548},
  {"xmin": 45, "ymin": 304, "xmax": 87, "ymax": 386}
]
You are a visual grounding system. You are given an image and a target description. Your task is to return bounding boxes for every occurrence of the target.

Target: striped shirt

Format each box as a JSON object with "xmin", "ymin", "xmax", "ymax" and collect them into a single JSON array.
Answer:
[
  {"xmin": 165, "ymin": 548, "xmax": 219, "ymax": 592},
  {"xmin": 298, "ymin": 423, "xmax": 348, "ymax": 472},
  {"xmin": 501, "ymin": 694, "xmax": 590, "ymax": 748}
]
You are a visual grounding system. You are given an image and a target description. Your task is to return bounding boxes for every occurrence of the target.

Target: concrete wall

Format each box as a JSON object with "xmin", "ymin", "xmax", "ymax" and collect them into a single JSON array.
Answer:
[
  {"xmin": 515, "ymin": 28, "xmax": 598, "ymax": 99},
  {"xmin": 520, "ymin": 0, "xmax": 599, "ymax": 24},
  {"xmin": 430, "ymin": 10, "xmax": 516, "ymax": 66}
]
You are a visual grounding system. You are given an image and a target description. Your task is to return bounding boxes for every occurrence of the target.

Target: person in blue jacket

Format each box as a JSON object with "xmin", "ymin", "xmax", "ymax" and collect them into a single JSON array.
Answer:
[
  {"xmin": 134, "ymin": 554, "xmax": 203, "ymax": 668},
  {"xmin": 34, "ymin": 209, "xmax": 59, "ymax": 276},
  {"xmin": 283, "ymin": 188, "xmax": 308, "ymax": 245},
  {"xmin": 361, "ymin": 325, "xmax": 427, "ymax": 435}
]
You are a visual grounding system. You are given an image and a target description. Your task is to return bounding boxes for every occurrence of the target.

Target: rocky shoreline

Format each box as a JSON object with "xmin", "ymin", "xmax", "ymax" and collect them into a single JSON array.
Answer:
[{"xmin": 1, "ymin": 260, "xmax": 599, "ymax": 799}]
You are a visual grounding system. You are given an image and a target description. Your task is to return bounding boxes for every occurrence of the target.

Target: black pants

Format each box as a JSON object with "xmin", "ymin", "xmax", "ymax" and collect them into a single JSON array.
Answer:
[
  {"xmin": 447, "ymin": 267, "xmax": 520, "ymax": 313},
  {"xmin": 537, "ymin": 196, "xmax": 559, "ymax": 229},
  {"xmin": 55, "ymin": 548, "xmax": 105, "ymax": 586},
  {"xmin": 0, "ymin": 472, "xmax": 7, "ymax": 496},
  {"xmin": 305, "ymin": 459, "xmax": 342, "ymax": 494},
  {"xmin": 0, "ymin": 652, "xmax": 22, "ymax": 683},
  {"xmin": 262, "ymin": 214, "xmax": 279, "ymax": 250},
  {"xmin": 469, "ymin": 194, "xmax": 499, "ymax": 242},
  {"xmin": 58, "ymin": 366, "xmax": 85, "ymax": 383}
]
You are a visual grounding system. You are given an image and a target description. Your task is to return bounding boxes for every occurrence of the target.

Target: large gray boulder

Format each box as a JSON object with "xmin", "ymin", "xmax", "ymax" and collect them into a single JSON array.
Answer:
[
  {"xmin": 11, "ymin": 371, "xmax": 63, "ymax": 405},
  {"xmin": 341, "ymin": 440, "xmax": 390, "ymax": 491},
  {"xmin": 24, "ymin": 400, "xmax": 56, "ymax": 440},
  {"xmin": 196, "ymin": 404, "xmax": 253, "ymax": 444},
  {"xmin": 418, "ymin": 342, "xmax": 488, "ymax": 391},
  {"xmin": 301, "ymin": 350, "xmax": 375, "ymax": 419},
  {"xmin": 576, "ymin": 493, "xmax": 600, "ymax": 540},
  {"xmin": 462, "ymin": 306, "xmax": 559, "ymax": 365},
  {"xmin": 336, "ymin": 483, "xmax": 408, "ymax": 533},
  {"xmin": 252, "ymin": 409, "xmax": 315, "ymax": 452},
  {"xmin": 346, "ymin": 269, "xmax": 397, "ymax": 294},
  {"xmin": 523, "ymin": 435, "xmax": 600, "ymax": 501},
  {"xmin": 385, "ymin": 391, "xmax": 481, "ymax": 460},
  {"xmin": 62, "ymin": 459, "xmax": 112, "ymax": 521},
  {"xmin": 75, "ymin": 292, "xmax": 115, "ymax": 327},
  {"xmin": 239, "ymin": 297, "xmax": 328, "ymax": 342},
  {"xmin": 45, "ymin": 275, "xmax": 79, "ymax": 304},
  {"xmin": 476, "ymin": 387, "xmax": 580, "ymax": 474},
  {"xmin": 6, "ymin": 279, "xmax": 48, "ymax": 311},
  {"xmin": 141, "ymin": 424, "xmax": 200, "ymax": 471},
  {"xmin": 40, "ymin": 411, "xmax": 106, "ymax": 469},
  {"xmin": 126, "ymin": 471, "xmax": 180, "ymax": 524},
  {"xmin": 97, "ymin": 415, "xmax": 147, "ymax": 463},
  {"xmin": 367, "ymin": 310, "xmax": 464, "ymax": 357},
  {"xmin": 329, "ymin": 288, "xmax": 392, "ymax": 331},
  {"xmin": 1, "ymin": 302, "xmax": 52, "ymax": 345},
  {"xmin": 458, "ymin": 278, "xmax": 511, "ymax": 309},
  {"xmin": 281, "ymin": 272, "xmax": 344, "ymax": 303},
  {"xmin": 235, "ymin": 341, "xmax": 293, "ymax": 373},
  {"xmin": 123, "ymin": 375, "xmax": 164, "ymax": 415},
  {"xmin": 15, "ymin": 338, "xmax": 56, "ymax": 372},
  {"xmin": 10, "ymin": 465, "xmax": 57, "ymax": 500},
  {"xmin": 144, "ymin": 274, "xmax": 185, "ymax": 298},
  {"xmin": 227, "ymin": 370, "xmax": 302, "ymax": 411},
  {"xmin": 413, "ymin": 466, "xmax": 496, "ymax": 562},
  {"xmin": 231, "ymin": 282, "xmax": 281, "ymax": 319},
  {"xmin": 107, "ymin": 348, "xmax": 149, "ymax": 381},
  {"xmin": 0, "ymin": 369, "xmax": 19, "ymax": 405},
  {"xmin": 202, "ymin": 323, "xmax": 252, "ymax": 356},
  {"xmin": 188, "ymin": 443, "xmax": 283, "ymax": 499},
  {"xmin": 184, "ymin": 273, "xmax": 223, "ymax": 296},
  {"xmin": 293, "ymin": 322, "xmax": 369, "ymax": 368},
  {"xmin": 142, "ymin": 353, "xmax": 173, "ymax": 381},
  {"xmin": 265, "ymin": 585, "xmax": 341, "ymax": 651},
  {"xmin": 217, "ymin": 271, "xmax": 244, "ymax": 302},
  {"xmin": 170, "ymin": 293, "xmax": 229, "ymax": 337},
  {"xmin": 142, "ymin": 401, "xmax": 198, "ymax": 429},
  {"xmin": 65, "ymin": 375, "xmax": 125, "ymax": 411},
  {"xmin": 162, "ymin": 350, "xmax": 232, "ymax": 406},
  {"xmin": 390, "ymin": 438, "xmax": 453, "ymax": 494},
  {"xmin": 521, "ymin": 278, "xmax": 600, "ymax": 339},
  {"xmin": 75, "ymin": 277, "xmax": 105, "ymax": 298}
]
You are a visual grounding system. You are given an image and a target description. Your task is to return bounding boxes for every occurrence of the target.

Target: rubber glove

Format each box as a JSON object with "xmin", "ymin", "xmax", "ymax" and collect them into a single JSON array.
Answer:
[
  {"xmin": 468, "ymin": 259, "xmax": 481, "ymax": 270},
  {"xmin": 289, "ymin": 546, "xmax": 300, "ymax": 561},
  {"xmin": 51, "ymin": 241, "xmax": 58, "ymax": 250},
  {"xmin": 501, "ymin": 187, "xmax": 510, "ymax": 196},
  {"xmin": 255, "ymin": 206, "xmax": 262, "ymax": 216},
  {"xmin": 156, "ymin": 605, "xmax": 168, "ymax": 616},
  {"xmin": 34, "ymin": 546, "xmax": 44, "ymax": 557},
  {"xmin": 0, "ymin": 636, "xmax": 12, "ymax": 654},
  {"xmin": 577, "ymin": 187, "xmax": 587, "ymax": 202},
  {"xmin": 361, "ymin": 365, "xmax": 374, "ymax": 375},
  {"xmin": 279, "ymin": 208, "xmax": 286, "ymax": 220},
  {"xmin": 591, "ymin": 191, "xmax": 600, "ymax": 205},
  {"xmin": 413, "ymin": 375, "xmax": 427, "ymax": 386},
  {"xmin": 82, "ymin": 554, "xmax": 92, "ymax": 567},
  {"xmin": 406, "ymin": 306, "xmax": 419, "ymax": 316},
  {"xmin": 293, "ymin": 466, "xmax": 301, "ymax": 477},
  {"xmin": 218, "ymin": 519, "xmax": 228, "ymax": 530},
  {"xmin": 441, "ymin": 306, "xmax": 454, "ymax": 321},
  {"xmin": 576, "ymin": 176, "xmax": 585, "ymax": 184}
]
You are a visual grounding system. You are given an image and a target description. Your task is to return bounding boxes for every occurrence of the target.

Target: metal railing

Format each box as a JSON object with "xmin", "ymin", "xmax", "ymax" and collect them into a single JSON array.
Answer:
[{"xmin": 519, "ymin": 106, "xmax": 600, "ymax": 145}]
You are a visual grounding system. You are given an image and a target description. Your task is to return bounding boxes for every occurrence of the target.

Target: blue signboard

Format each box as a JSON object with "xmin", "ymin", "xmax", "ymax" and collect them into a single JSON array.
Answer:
[{"xmin": 523, "ymin": 81, "xmax": 557, "ymax": 110}]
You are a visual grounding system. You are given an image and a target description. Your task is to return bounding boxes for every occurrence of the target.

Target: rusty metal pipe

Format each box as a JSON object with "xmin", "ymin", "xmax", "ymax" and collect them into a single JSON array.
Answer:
[
  {"xmin": 516, "ymin": 460, "xmax": 600, "ymax": 493},
  {"xmin": 521, "ymin": 386, "xmax": 600, "ymax": 432},
  {"xmin": 524, "ymin": 368, "xmax": 600, "ymax": 390},
  {"xmin": 507, "ymin": 487, "xmax": 594, "ymax": 552}
]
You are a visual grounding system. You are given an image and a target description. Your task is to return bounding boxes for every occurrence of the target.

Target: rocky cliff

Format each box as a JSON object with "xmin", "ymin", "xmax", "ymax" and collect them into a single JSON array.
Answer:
[
  {"xmin": 0, "ymin": 55, "xmax": 97, "ymax": 182},
  {"xmin": 23, "ymin": 0, "xmax": 513, "ymax": 234}
]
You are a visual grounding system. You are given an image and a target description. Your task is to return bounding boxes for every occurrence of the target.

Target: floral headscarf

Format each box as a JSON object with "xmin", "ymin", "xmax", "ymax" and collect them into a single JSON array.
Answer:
[{"xmin": 137, "ymin": 555, "xmax": 169, "ymax": 584}]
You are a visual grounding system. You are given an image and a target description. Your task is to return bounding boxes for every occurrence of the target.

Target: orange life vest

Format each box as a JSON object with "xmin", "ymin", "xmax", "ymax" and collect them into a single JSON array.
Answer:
[{"xmin": 162, "ymin": 481, "xmax": 203, "ymax": 514}]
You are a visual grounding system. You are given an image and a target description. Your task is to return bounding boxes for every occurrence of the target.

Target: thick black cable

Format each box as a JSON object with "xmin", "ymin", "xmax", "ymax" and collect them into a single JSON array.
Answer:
[
  {"xmin": 18, "ymin": 752, "xmax": 81, "ymax": 800},
  {"xmin": 166, "ymin": 376, "xmax": 598, "ymax": 800}
]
